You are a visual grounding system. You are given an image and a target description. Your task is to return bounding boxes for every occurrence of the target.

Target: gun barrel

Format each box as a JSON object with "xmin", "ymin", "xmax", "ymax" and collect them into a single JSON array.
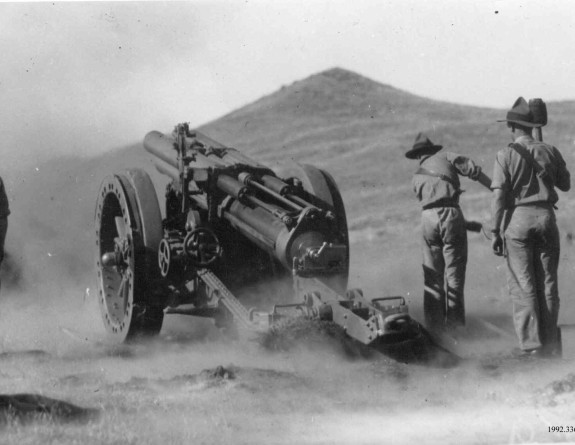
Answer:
[
  {"xmin": 144, "ymin": 131, "xmax": 179, "ymax": 169},
  {"xmin": 144, "ymin": 130, "xmax": 230, "ymax": 170},
  {"xmin": 143, "ymin": 128, "xmax": 347, "ymax": 272},
  {"xmin": 153, "ymin": 161, "xmax": 179, "ymax": 182}
]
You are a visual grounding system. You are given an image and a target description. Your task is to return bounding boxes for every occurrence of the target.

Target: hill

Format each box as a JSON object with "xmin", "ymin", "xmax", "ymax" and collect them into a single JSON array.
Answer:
[
  {"xmin": 3, "ymin": 67, "xmax": 575, "ymax": 292},
  {"xmin": 198, "ymin": 68, "xmax": 574, "ymax": 230},
  {"xmin": 199, "ymin": 67, "xmax": 501, "ymax": 230},
  {"xmin": 3, "ymin": 69, "xmax": 575, "ymax": 445}
]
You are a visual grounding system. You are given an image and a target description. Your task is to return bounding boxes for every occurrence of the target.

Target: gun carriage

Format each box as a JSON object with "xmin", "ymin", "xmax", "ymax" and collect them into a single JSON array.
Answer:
[{"xmin": 95, "ymin": 123, "xmax": 420, "ymax": 346}]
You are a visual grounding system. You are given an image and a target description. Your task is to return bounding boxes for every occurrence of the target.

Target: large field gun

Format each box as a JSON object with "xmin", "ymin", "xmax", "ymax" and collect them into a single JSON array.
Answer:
[{"xmin": 95, "ymin": 123, "xmax": 421, "ymax": 346}]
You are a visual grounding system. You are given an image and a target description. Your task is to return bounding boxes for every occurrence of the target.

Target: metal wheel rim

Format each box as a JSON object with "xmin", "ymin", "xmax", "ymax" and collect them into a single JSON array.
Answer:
[{"xmin": 95, "ymin": 174, "xmax": 137, "ymax": 340}]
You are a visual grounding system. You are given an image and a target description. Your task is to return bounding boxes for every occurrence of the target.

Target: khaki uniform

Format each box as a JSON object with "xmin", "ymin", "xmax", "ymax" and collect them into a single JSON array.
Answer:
[
  {"xmin": 491, "ymin": 135, "xmax": 570, "ymax": 353},
  {"xmin": 412, "ymin": 152, "xmax": 479, "ymax": 329}
]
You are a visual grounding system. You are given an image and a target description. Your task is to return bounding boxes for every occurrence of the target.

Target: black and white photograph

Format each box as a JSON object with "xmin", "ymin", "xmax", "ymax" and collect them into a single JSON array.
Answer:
[{"xmin": 1, "ymin": 1, "xmax": 574, "ymax": 443}]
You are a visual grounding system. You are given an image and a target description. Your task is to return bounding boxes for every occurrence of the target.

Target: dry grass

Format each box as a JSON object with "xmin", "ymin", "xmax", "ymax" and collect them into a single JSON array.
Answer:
[{"xmin": 2, "ymin": 68, "xmax": 575, "ymax": 444}]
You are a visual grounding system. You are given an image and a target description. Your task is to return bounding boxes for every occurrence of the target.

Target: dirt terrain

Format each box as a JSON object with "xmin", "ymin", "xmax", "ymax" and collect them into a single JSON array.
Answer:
[
  {"xmin": 1, "ymin": 69, "xmax": 575, "ymax": 444},
  {"xmin": 2, "ymin": 234, "xmax": 575, "ymax": 444}
]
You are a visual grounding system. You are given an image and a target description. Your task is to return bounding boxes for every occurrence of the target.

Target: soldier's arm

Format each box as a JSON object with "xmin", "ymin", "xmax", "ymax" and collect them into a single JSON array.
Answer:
[
  {"xmin": 445, "ymin": 153, "xmax": 482, "ymax": 180},
  {"xmin": 490, "ymin": 186, "xmax": 506, "ymax": 256},
  {"xmin": 490, "ymin": 150, "xmax": 510, "ymax": 255},
  {"xmin": 491, "ymin": 187, "xmax": 507, "ymax": 232},
  {"xmin": 553, "ymin": 147, "xmax": 570, "ymax": 192}
]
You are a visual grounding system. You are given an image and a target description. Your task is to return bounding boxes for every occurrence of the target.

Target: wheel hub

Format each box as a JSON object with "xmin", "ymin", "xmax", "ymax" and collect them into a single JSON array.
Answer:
[{"xmin": 95, "ymin": 170, "xmax": 164, "ymax": 342}]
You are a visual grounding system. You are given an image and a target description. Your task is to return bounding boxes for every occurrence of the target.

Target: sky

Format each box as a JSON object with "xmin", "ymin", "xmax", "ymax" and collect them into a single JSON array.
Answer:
[{"xmin": 1, "ymin": 0, "xmax": 574, "ymax": 166}]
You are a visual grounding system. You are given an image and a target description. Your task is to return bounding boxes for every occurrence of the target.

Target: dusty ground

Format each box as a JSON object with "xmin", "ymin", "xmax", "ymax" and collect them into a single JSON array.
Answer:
[
  {"xmin": 2, "ymin": 27, "xmax": 574, "ymax": 443},
  {"xmin": 1, "ymin": 234, "xmax": 575, "ymax": 445}
]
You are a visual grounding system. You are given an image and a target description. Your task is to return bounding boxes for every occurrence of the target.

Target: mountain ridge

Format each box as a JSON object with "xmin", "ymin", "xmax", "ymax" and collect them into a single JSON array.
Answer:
[{"xmin": 4, "ymin": 67, "xmax": 574, "ymax": 289}]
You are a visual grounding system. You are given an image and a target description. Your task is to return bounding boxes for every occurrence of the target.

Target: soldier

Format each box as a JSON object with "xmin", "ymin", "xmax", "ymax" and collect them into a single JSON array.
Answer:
[
  {"xmin": 0, "ymin": 175, "xmax": 9, "ymax": 293},
  {"xmin": 407, "ymin": 132, "xmax": 483, "ymax": 331},
  {"xmin": 490, "ymin": 97, "xmax": 570, "ymax": 358}
]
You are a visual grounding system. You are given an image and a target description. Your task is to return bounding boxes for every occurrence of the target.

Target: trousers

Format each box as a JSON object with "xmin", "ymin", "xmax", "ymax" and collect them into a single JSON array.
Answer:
[
  {"xmin": 504, "ymin": 205, "xmax": 560, "ymax": 353},
  {"xmin": 421, "ymin": 207, "xmax": 467, "ymax": 330}
]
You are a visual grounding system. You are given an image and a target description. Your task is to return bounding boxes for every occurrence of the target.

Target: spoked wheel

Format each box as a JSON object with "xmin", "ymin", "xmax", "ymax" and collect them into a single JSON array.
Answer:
[{"xmin": 95, "ymin": 169, "xmax": 164, "ymax": 342}]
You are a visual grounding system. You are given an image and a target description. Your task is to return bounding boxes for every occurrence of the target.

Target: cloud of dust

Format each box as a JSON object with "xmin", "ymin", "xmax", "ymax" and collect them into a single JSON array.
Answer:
[
  {"xmin": 2, "ymin": 215, "xmax": 574, "ymax": 445},
  {"xmin": 0, "ymin": 137, "xmax": 573, "ymax": 445},
  {"xmin": 0, "ymin": 153, "xmax": 105, "ymax": 356}
]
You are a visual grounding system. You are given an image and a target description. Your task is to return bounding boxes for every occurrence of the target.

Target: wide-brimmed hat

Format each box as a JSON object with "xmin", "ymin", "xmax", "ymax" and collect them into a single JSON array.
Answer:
[
  {"xmin": 497, "ymin": 96, "xmax": 543, "ymax": 128},
  {"xmin": 405, "ymin": 132, "xmax": 443, "ymax": 159}
]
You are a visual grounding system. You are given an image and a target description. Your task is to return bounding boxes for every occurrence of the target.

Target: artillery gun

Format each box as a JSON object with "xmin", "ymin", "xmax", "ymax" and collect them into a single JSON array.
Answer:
[{"xmin": 95, "ymin": 123, "xmax": 421, "ymax": 347}]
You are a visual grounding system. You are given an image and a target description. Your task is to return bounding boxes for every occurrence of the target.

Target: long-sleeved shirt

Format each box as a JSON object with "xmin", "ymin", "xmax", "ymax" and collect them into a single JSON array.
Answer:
[
  {"xmin": 412, "ymin": 151, "xmax": 480, "ymax": 209},
  {"xmin": 491, "ymin": 135, "xmax": 570, "ymax": 207}
]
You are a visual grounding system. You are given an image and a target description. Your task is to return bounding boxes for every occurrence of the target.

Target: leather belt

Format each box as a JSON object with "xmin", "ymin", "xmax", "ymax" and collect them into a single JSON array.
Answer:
[
  {"xmin": 514, "ymin": 201, "xmax": 556, "ymax": 210},
  {"xmin": 422, "ymin": 200, "xmax": 460, "ymax": 210}
]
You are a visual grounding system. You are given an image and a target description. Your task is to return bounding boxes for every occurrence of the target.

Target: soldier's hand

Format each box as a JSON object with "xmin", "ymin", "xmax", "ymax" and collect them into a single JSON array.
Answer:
[
  {"xmin": 469, "ymin": 165, "xmax": 482, "ymax": 181},
  {"xmin": 465, "ymin": 220, "xmax": 482, "ymax": 232},
  {"xmin": 491, "ymin": 233, "xmax": 504, "ymax": 257}
]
